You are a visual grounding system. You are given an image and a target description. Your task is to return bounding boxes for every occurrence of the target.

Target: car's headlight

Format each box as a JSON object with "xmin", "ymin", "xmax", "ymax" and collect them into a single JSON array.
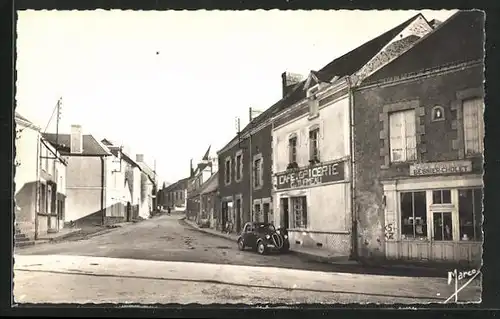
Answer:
[
  {"xmin": 265, "ymin": 234, "xmax": 271, "ymax": 239},
  {"xmin": 284, "ymin": 235, "xmax": 288, "ymax": 239}
]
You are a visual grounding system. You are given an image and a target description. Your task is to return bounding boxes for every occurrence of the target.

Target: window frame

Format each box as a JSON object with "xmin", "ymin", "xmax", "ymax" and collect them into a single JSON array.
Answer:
[
  {"xmin": 224, "ymin": 156, "xmax": 232, "ymax": 186},
  {"xmin": 288, "ymin": 134, "xmax": 298, "ymax": 164},
  {"xmin": 462, "ymin": 97, "xmax": 485, "ymax": 157},
  {"xmin": 399, "ymin": 191, "xmax": 428, "ymax": 240},
  {"xmin": 234, "ymin": 150, "xmax": 243, "ymax": 183},
  {"xmin": 252, "ymin": 153, "xmax": 264, "ymax": 190},
  {"xmin": 388, "ymin": 109, "xmax": 417, "ymax": 164},
  {"xmin": 309, "ymin": 127, "xmax": 320, "ymax": 162},
  {"xmin": 458, "ymin": 187, "xmax": 483, "ymax": 242},
  {"xmin": 291, "ymin": 196, "xmax": 308, "ymax": 229}
]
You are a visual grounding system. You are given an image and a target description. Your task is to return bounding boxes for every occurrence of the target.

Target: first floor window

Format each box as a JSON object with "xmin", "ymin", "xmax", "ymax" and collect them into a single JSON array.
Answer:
[
  {"xmin": 309, "ymin": 128, "xmax": 320, "ymax": 161},
  {"xmin": 235, "ymin": 154, "xmax": 242, "ymax": 181},
  {"xmin": 225, "ymin": 159, "xmax": 231, "ymax": 184},
  {"xmin": 400, "ymin": 191, "xmax": 427, "ymax": 239},
  {"xmin": 463, "ymin": 98, "xmax": 484, "ymax": 155},
  {"xmin": 253, "ymin": 158, "xmax": 262, "ymax": 188},
  {"xmin": 433, "ymin": 212, "xmax": 453, "ymax": 241},
  {"xmin": 458, "ymin": 188, "xmax": 483, "ymax": 241},
  {"xmin": 289, "ymin": 136, "xmax": 297, "ymax": 163},
  {"xmin": 291, "ymin": 196, "xmax": 307, "ymax": 228},
  {"xmin": 389, "ymin": 109, "xmax": 417, "ymax": 163}
]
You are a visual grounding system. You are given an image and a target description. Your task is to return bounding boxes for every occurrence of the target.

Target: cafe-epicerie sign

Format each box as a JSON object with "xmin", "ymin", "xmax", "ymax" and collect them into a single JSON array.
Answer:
[{"xmin": 276, "ymin": 161, "xmax": 345, "ymax": 190}]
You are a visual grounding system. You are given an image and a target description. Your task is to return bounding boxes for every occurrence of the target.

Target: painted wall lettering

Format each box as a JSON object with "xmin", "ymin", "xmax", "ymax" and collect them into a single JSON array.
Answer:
[
  {"xmin": 275, "ymin": 161, "xmax": 345, "ymax": 190},
  {"xmin": 384, "ymin": 223, "xmax": 394, "ymax": 240},
  {"xmin": 409, "ymin": 160, "xmax": 472, "ymax": 177}
]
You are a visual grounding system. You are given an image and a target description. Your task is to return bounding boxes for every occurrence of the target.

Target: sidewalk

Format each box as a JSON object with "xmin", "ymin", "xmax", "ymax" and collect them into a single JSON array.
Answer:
[{"xmin": 181, "ymin": 217, "xmax": 239, "ymax": 241}]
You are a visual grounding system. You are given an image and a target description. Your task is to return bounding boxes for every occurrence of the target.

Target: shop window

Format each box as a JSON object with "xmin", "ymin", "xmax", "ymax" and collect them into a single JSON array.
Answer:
[
  {"xmin": 458, "ymin": 188, "xmax": 483, "ymax": 241},
  {"xmin": 432, "ymin": 189, "xmax": 451, "ymax": 204},
  {"xmin": 463, "ymin": 98, "xmax": 484, "ymax": 156},
  {"xmin": 400, "ymin": 191, "xmax": 427, "ymax": 239},
  {"xmin": 433, "ymin": 212, "xmax": 453, "ymax": 241},
  {"xmin": 291, "ymin": 196, "xmax": 307, "ymax": 228},
  {"xmin": 39, "ymin": 183, "xmax": 47, "ymax": 214},
  {"xmin": 389, "ymin": 109, "xmax": 417, "ymax": 163}
]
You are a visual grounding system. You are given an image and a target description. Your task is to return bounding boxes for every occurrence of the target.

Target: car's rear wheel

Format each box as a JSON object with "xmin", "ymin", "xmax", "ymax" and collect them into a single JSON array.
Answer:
[
  {"xmin": 257, "ymin": 241, "xmax": 266, "ymax": 255},
  {"xmin": 237, "ymin": 238, "xmax": 245, "ymax": 251}
]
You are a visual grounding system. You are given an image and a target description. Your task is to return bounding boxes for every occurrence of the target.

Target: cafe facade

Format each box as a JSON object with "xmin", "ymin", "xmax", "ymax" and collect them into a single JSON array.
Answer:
[{"xmin": 272, "ymin": 77, "xmax": 353, "ymax": 259}]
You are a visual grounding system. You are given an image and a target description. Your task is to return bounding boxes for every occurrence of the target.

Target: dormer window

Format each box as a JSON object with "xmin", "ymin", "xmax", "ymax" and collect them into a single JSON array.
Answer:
[{"xmin": 307, "ymin": 85, "xmax": 320, "ymax": 119}]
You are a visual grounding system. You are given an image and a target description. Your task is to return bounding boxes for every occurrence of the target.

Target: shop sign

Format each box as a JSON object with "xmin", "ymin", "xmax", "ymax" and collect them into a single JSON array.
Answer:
[
  {"xmin": 276, "ymin": 161, "xmax": 345, "ymax": 190},
  {"xmin": 409, "ymin": 160, "xmax": 472, "ymax": 177}
]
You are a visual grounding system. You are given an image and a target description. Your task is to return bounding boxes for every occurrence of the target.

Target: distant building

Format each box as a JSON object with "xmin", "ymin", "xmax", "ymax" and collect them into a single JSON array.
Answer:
[
  {"xmin": 15, "ymin": 112, "xmax": 67, "ymax": 241},
  {"xmin": 159, "ymin": 178, "xmax": 189, "ymax": 211},
  {"xmin": 135, "ymin": 154, "xmax": 158, "ymax": 219},
  {"xmin": 186, "ymin": 146, "xmax": 217, "ymax": 221},
  {"xmin": 43, "ymin": 124, "xmax": 114, "ymax": 227}
]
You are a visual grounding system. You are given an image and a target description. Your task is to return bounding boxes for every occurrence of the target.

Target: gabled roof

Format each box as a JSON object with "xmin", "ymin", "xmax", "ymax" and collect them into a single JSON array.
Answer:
[
  {"xmin": 314, "ymin": 13, "xmax": 422, "ymax": 82},
  {"xmin": 101, "ymin": 138, "xmax": 140, "ymax": 168},
  {"xmin": 218, "ymin": 13, "xmax": 423, "ymax": 155},
  {"xmin": 200, "ymin": 172, "xmax": 218, "ymax": 195},
  {"xmin": 42, "ymin": 133, "xmax": 110, "ymax": 156},
  {"xmin": 163, "ymin": 177, "xmax": 190, "ymax": 192},
  {"xmin": 362, "ymin": 11, "xmax": 484, "ymax": 84}
]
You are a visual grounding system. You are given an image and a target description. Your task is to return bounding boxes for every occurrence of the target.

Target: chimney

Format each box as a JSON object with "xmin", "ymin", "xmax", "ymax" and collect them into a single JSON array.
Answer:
[
  {"xmin": 136, "ymin": 154, "xmax": 144, "ymax": 162},
  {"xmin": 70, "ymin": 124, "xmax": 83, "ymax": 154},
  {"xmin": 281, "ymin": 72, "xmax": 304, "ymax": 98}
]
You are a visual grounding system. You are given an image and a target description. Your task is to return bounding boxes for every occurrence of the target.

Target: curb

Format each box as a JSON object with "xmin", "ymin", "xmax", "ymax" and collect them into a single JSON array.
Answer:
[
  {"xmin": 289, "ymin": 250, "xmax": 352, "ymax": 264},
  {"xmin": 180, "ymin": 218, "xmax": 237, "ymax": 242}
]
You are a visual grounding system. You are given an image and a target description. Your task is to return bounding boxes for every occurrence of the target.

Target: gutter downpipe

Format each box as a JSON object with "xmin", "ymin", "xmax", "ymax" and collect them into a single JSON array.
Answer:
[
  {"xmin": 100, "ymin": 156, "xmax": 105, "ymax": 226},
  {"xmin": 346, "ymin": 75, "xmax": 358, "ymax": 261}
]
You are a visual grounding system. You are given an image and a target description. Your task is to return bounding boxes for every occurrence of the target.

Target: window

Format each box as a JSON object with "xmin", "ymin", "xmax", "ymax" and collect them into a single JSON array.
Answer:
[
  {"xmin": 309, "ymin": 128, "xmax": 320, "ymax": 162},
  {"xmin": 224, "ymin": 158, "xmax": 231, "ymax": 185},
  {"xmin": 463, "ymin": 98, "xmax": 484, "ymax": 155},
  {"xmin": 291, "ymin": 196, "xmax": 307, "ymax": 228},
  {"xmin": 433, "ymin": 212, "xmax": 453, "ymax": 241},
  {"xmin": 308, "ymin": 96, "xmax": 319, "ymax": 118},
  {"xmin": 289, "ymin": 136, "xmax": 297, "ymax": 163},
  {"xmin": 432, "ymin": 189, "xmax": 451, "ymax": 204},
  {"xmin": 400, "ymin": 191, "xmax": 427, "ymax": 239},
  {"xmin": 253, "ymin": 158, "xmax": 262, "ymax": 188},
  {"xmin": 458, "ymin": 188, "xmax": 483, "ymax": 241},
  {"xmin": 254, "ymin": 204, "xmax": 263, "ymax": 222},
  {"xmin": 389, "ymin": 109, "xmax": 417, "ymax": 163},
  {"xmin": 39, "ymin": 183, "xmax": 47, "ymax": 214},
  {"xmin": 235, "ymin": 153, "xmax": 242, "ymax": 181}
]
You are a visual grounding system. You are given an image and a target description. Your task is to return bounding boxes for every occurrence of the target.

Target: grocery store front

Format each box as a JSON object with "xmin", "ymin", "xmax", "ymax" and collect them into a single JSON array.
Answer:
[{"xmin": 382, "ymin": 160, "xmax": 482, "ymax": 267}]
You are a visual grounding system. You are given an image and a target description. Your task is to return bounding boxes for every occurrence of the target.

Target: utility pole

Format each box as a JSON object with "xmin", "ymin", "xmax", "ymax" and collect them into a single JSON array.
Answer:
[{"xmin": 55, "ymin": 98, "xmax": 62, "ymax": 148}]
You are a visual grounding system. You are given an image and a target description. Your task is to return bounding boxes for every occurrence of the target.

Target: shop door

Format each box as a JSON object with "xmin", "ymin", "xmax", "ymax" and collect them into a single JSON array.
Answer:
[
  {"xmin": 235, "ymin": 199, "xmax": 241, "ymax": 232},
  {"xmin": 280, "ymin": 198, "xmax": 289, "ymax": 229},
  {"xmin": 429, "ymin": 189, "xmax": 458, "ymax": 260}
]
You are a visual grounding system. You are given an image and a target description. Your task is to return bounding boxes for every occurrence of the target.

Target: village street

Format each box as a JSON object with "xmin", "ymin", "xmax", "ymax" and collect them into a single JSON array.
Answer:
[{"xmin": 14, "ymin": 213, "xmax": 481, "ymax": 304}]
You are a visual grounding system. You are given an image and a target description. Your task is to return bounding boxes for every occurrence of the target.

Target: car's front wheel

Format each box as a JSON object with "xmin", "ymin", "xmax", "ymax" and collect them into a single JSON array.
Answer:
[
  {"xmin": 257, "ymin": 241, "xmax": 267, "ymax": 255},
  {"xmin": 237, "ymin": 238, "xmax": 245, "ymax": 251}
]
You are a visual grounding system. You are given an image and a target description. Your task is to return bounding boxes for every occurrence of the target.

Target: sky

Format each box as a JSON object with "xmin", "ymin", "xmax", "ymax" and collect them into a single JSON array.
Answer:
[{"xmin": 16, "ymin": 9, "xmax": 457, "ymax": 185}]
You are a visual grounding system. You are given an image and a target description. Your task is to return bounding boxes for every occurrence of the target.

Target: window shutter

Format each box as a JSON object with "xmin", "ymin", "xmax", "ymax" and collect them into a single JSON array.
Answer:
[{"xmin": 404, "ymin": 109, "xmax": 417, "ymax": 160}]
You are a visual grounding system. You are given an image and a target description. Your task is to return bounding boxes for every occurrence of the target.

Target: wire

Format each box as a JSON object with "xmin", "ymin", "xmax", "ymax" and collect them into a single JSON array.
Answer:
[{"xmin": 43, "ymin": 99, "xmax": 61, "ymax": 133}]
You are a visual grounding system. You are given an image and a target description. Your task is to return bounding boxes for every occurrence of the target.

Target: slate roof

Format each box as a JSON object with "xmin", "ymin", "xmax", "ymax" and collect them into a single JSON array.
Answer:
[
  {"xmin": 314, "ymin": 13, "xmax": 421, "ymax": 82},
  {"xmin": 42, "ymin": 133, "xmax": 110, "ymax": 156},
  {"xmin": 200, "ymin": 172, "xmax": 218, "ymax": 195},
  {"xmin": 218, "ymin": 13, "xmax": 422, "ymax": 154},
  {"xmin": 362, "ymin": 11, "xmax": 484, "ymax": 83},
  {"xmin": 163, "ymin": 177, "xmax": 190, "ymax": 192}
]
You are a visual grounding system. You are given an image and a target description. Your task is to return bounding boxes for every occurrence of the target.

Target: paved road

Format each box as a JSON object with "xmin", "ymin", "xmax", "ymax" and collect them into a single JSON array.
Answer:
[{"xmin": 17, "ymin": 214, "xmax": 342, "ymax": 273}]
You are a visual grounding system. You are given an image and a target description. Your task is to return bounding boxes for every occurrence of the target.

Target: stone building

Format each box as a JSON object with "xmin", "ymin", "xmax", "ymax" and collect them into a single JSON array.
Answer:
[{"xmin": 352, "ymin": 11, "xmax": 484, "ymax": 266}]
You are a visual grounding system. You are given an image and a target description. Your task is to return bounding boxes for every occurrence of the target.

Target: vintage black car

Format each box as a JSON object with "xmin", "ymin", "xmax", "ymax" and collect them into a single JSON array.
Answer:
[{"xmin": 237, "ymin": 222, "xmax": 290, "ymax": 255}]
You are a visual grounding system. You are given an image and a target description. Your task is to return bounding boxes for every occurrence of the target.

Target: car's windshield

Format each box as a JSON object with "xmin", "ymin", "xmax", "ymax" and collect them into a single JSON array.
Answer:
[{"xmin": 256, "ymin": 224, "xmax": 275, "ymax": 232}]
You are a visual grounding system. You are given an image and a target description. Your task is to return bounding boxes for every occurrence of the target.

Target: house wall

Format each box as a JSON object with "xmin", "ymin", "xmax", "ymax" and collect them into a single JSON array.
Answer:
[
  {"xmin": 65, "ymin": 156, "xmax": 104, "ymax": 226},
  {"xmin": 138, "ymin": 172, "xmax": 153, "ymax": 219},
  {"xmin": 272, "ymin": 92, "xmax": 352, "ymax": 257},
  {"xmin": 105, "ymin": 155, "xmax": 128, "ymax": 222},
  {"xmin": 14, "ymin": 124, "xmax": 39, "ymax": 239},
  {"xmin": 353, "ymin": 63, "xmax": 483, "ymax": 265},
  {"xmin": 217, "ymin": 134, "xmax": 250, "ymax": 232}
]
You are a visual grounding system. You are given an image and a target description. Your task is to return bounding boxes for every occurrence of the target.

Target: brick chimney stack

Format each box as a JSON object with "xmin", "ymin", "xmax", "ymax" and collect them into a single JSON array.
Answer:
[{"xmin": 281, "ymin": 72, "xmax": 304, "ymax": 98}]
